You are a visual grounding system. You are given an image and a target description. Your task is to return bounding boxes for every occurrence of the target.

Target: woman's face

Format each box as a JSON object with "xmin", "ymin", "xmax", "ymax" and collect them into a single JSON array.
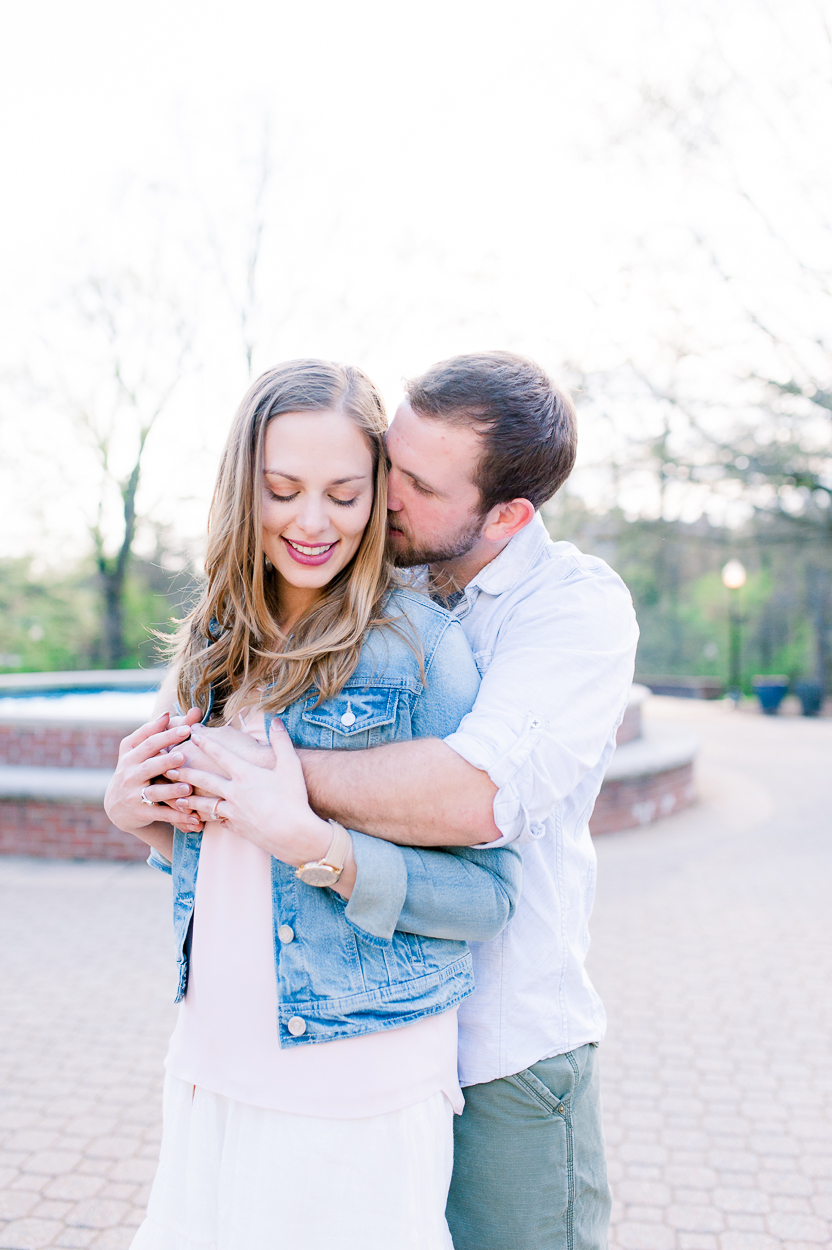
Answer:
[{"xmin": 261, "ymin": 409, "xmax": 375, "ymax": 598}]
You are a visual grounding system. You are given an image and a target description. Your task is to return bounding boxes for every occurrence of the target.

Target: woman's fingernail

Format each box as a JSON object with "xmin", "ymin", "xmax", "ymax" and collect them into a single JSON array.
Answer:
[
  {"xmin": 176, "ymin": 726, "xmax": 190, "ymax": 737},
  {"xmin": 167, "ymin": 769, "xmax": 179, "ymax": 780},
  {"xmin": 169, "ymin": 753, "xmax": 183, "ymax": 764},
  {"xmin": 177, "ymin": 785, "xmax": 190, "ymax": 795}
]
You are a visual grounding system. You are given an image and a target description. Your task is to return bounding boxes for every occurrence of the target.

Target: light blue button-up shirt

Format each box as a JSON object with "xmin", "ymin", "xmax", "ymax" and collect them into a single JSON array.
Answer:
[{"xmin": 443, "ymin": 513, "xmax": 639, "ymax": 1086}]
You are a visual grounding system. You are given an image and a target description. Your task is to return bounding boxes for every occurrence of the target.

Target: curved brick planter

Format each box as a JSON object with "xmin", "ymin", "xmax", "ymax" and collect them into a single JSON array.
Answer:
[
  {"xmin": 0, "ymin": 672, "xmax": 158, "ymax": 861},
  {"xmin": 0, "ymin": 676, "xmax": 696, "ymax": 857},
  {"xmin": 0, "ymin": 799, "xmax": 145, "ymax": 860},
  {"xmin": 589, "ymin": 750, "xmax": 697, "ymax": 835},
  {"xmin": 0, "ymin": 757, "xmax": 146, "ymax": 861},
  {"xmin": 590, "ymin": 686, "xmax": 698, "ymax": 834}
]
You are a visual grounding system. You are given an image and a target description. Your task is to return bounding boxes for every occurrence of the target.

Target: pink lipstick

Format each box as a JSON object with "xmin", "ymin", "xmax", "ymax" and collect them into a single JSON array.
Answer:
[{"xmin": 281, "ymin": 536, "xmax": 339, "ymax": 566}]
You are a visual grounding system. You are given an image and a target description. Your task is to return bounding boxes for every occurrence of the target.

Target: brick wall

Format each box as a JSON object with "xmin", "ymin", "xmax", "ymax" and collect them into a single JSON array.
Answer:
[
  {"xmin": 0, "ymin": 799, "xmax": 148, "ymax": 861},
  {"xmin": 589, "ymin": 762, "xmax": 695, "ymax": 835},
  {"xmin": 0, "ymin": 723, "xmax": 129, "ymax": 769}
]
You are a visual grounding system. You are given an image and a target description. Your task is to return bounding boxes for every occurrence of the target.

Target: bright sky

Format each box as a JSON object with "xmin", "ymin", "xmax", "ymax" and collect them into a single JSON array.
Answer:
[{"xmin": 1, "ymin": 0, "xmax": 830, "ymax": 562}]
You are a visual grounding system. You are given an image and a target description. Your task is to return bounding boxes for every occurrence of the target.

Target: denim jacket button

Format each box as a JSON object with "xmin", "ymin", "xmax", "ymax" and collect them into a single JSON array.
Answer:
[
  {"xmin": 287, "ymin": 1016, "xmax": 306, "ymax": 1036},
  {"xmin": 277, "ymin": 925, "xmax": 294, "ymax": 944}
]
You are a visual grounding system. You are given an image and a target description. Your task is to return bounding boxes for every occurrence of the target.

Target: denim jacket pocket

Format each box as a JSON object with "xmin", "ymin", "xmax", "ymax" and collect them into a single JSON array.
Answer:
[{"xmin": 301, "ymin": 686, "xmax": 400, "ymax": 749}]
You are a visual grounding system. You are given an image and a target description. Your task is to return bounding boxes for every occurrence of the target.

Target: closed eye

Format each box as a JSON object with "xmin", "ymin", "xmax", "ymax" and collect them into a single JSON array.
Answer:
[{"xmin": 267, "ymin": 489, "xmax": 358, "ymax": 507}]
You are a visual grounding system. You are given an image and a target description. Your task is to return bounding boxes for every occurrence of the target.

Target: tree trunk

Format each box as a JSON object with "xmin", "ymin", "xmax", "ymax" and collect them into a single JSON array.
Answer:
[
  {"xmin": 100, "ymin": 564, "xmax": 126, "ymax": 668},
  {"xmin": 96, "ymin": 457, "xmax": 141, "ymax": 669}
]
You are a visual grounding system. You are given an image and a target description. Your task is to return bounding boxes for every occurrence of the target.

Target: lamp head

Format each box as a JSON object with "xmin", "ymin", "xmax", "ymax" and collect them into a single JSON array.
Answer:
[{"xmin": 721, "ymin": 559, "xmax": 747, "ymax": 590}]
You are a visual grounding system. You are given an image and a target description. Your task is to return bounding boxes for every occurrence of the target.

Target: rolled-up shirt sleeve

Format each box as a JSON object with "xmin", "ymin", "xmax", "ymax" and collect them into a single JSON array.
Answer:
[{"xmin": 444, "ymin": 558, "xmax": 639, "ymax": 847}]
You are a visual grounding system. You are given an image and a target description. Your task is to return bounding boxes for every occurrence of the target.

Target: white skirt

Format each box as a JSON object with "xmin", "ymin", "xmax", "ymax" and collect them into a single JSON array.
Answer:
[{"xmin": 131, "ymin": 1075, "xmax": 455, "ymax": 1250}]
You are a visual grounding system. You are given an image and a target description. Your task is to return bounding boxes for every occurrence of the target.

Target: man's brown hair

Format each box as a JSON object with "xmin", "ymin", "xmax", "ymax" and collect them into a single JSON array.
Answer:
[{"xmin": 405, "ymin": 351, "xmax": 577, "ymax": 514}]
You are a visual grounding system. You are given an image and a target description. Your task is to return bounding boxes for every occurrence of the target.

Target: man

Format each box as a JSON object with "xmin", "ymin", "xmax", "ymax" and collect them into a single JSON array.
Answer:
[{"xmin": 176, "ymin": 351, "xmax": 638, "ymax": 1249}]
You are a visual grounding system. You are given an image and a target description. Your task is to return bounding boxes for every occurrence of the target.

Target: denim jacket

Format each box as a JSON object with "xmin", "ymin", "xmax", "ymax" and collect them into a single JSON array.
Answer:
[{"xmin": 151, "ymin": 588, "xmax": 521, "ymax": 1048}]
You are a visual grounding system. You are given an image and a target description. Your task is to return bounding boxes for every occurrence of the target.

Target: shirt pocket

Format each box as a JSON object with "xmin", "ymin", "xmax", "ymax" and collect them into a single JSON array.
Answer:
[{"xmin": 301, "ymin": 685, "xmax": 401, "ymax": 749}]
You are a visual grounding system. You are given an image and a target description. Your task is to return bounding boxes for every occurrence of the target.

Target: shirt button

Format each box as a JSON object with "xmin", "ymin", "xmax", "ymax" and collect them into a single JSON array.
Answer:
[
  {"xmin": 277, "ymin": 925, "xmax": 294, "ymax": 944},
  {"xmin": 530, "ymin": 718, "xmax": 542, "ymax": 730},
  {"xmin": 287, "ymin": 1016, "xmax": 307, "ymax": 1036},
  {"xmin": 340, "ymin": 709, "xmax": 356, "ymax": 726}
]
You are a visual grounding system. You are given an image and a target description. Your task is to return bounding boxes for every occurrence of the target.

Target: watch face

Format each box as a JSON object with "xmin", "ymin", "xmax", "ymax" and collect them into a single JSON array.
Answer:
[{"xmin": 296, "ymin": 863, "xmax": 339, "ymax": 888}]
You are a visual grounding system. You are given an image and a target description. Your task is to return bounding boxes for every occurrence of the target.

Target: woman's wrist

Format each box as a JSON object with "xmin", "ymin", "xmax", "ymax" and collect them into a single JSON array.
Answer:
[
  {"xmin": 278, "ymin": 813, "xmax": 334, "ymax": 868},
  {"xmin": 278, "ymin": 815, "xmax": 355, "ymax": 898}
]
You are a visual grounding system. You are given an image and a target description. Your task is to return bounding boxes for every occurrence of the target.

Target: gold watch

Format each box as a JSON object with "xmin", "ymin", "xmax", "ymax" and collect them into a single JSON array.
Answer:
[{"xmin": 295, "ymin": 820, "xmax": 351, "ymax": 887}]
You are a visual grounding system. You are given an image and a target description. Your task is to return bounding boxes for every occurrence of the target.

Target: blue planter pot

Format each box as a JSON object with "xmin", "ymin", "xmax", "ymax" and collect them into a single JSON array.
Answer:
[
  {"xmin": 752, "ymin": 677, "xmax": 789, "ymax": 716},
  {"xmin": 794, "ymin": 680, "xmax": 824, "ymax": 717}
]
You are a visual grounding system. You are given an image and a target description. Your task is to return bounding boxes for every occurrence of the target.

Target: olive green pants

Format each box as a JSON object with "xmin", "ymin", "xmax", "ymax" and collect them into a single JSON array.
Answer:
[{"xmin": 446, "ymin": 1043, "xmax": 610, "ymax": 1250}]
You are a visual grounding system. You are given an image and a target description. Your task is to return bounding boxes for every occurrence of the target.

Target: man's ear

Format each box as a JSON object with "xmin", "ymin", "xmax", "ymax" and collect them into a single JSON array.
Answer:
[{"xmin": 482, "ymin": 498, "xmax": 536, "ymax": 543}]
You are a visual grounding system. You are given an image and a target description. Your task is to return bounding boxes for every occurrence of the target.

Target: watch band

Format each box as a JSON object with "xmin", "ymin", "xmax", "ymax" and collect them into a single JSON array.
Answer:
[
  {"xmin": 321, "ymin": 819, "xmax": 350, "ymax": 872},
  {"xmin": 295, "ymin": 820, "xmax": 351, "ymax": 887}
]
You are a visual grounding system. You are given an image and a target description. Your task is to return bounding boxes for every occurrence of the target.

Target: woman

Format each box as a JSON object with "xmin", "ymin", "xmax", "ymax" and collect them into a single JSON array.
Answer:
[{"xmin": 104, "ymin": 360, "xmax": 520, "ymax": 1250}]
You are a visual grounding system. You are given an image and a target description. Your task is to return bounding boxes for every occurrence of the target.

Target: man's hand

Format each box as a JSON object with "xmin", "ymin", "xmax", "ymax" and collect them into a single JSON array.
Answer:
[
  {"xmin": 166, "ymin": 720, "xmax": 357, "ymax": 896},
  {"xmin": 159, "ymin": 720, "xmax": 274, "ymax": 814},
  {"xmin": 167, "ymin": 721, "xmax": 326, "ymax": 863}
]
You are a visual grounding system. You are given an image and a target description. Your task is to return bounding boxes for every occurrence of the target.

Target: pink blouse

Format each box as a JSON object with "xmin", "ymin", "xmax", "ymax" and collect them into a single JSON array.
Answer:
[{"xmin": 165, "ymin": 712, "xmax": 462, "ymax": 1120}]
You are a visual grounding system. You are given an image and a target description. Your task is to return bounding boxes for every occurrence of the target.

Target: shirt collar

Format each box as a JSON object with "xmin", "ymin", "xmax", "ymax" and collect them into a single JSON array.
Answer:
[{"xmin": 465, "ymin": 511, "xmax": 550, "ymax": 598}]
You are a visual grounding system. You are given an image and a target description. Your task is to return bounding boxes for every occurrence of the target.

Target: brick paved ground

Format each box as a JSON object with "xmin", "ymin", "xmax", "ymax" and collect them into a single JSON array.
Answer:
[
  {"xmin": 0, "ymin": 696, "xmax": 830, "ymax": 1249},
  {"xmin": 590, "ymin": 698, "xmax": 832, "ymax": 1250},
  {"xmin": 0, "ymin": 860, "xmax": 175, "ymax": 1249}
]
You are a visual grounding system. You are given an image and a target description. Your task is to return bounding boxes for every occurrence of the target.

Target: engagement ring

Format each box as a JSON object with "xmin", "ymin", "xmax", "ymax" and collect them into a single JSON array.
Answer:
[
  {"xmin": 140, "ymin": 788, "xmax": 156, "ymax": 806},
  {"xmin": 211, "ymin": 798, "xmax": 224, "ymax": 822}
]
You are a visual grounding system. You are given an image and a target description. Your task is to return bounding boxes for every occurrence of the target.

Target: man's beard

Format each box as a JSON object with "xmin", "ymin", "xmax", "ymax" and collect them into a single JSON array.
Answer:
[{"xmin": 386, "ymin": 512, "xmax": 484, "ymax": 568}]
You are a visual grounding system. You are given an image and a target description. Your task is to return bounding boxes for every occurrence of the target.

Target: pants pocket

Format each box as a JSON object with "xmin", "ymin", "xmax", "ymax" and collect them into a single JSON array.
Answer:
[
  {"xmin": 447, "ymin": 1045, "xmax": 610, "ymax": 1250},
  {"xmin": 512, "ymin": 1064, "xmax": 571, "ymax": 1115}
]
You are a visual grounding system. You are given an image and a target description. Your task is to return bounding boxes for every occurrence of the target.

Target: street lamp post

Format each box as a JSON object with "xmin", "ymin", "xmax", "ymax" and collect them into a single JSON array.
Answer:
[{"xmin": 721, "ymin": 559, "xmax": 747, "ymax": 700}]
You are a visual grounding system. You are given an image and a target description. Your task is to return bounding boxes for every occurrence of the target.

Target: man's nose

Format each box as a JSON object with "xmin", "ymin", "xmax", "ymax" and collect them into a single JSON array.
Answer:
[{"xmin": 386, "ymin": 470, "xmax": 404, "ymax": 512}]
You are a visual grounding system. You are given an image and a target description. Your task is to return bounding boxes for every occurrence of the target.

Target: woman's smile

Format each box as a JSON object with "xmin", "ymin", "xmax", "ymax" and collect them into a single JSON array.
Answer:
[{"xmin": 281, "ymin": 535, "xmax": 340, "ymax": 566}]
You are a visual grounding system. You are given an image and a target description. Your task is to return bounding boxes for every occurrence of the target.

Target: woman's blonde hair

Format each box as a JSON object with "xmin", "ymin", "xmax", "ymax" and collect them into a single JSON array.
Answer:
[{"xmin": 170, "ymin": 360, "xmax": 395, "ymax": 722}]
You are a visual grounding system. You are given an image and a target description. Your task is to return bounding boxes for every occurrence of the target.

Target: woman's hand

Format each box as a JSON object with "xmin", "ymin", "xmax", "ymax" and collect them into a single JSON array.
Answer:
[
  {"xmin": 103, "ymin": 711, "xmax": 204, "ymax": 842},
  {"xmin": 166, "ymin": 720, "xmax": 357, "ymax": 896}
]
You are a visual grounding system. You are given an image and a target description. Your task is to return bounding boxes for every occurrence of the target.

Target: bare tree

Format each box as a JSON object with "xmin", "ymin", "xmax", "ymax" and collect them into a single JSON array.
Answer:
[
  {"xmin": 53, "ymin": 271, "xmax": 194, "ymax": 667},
  {"xmin": 573, "ymin": 11, "xmax": 832, "ymax": 686}
]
